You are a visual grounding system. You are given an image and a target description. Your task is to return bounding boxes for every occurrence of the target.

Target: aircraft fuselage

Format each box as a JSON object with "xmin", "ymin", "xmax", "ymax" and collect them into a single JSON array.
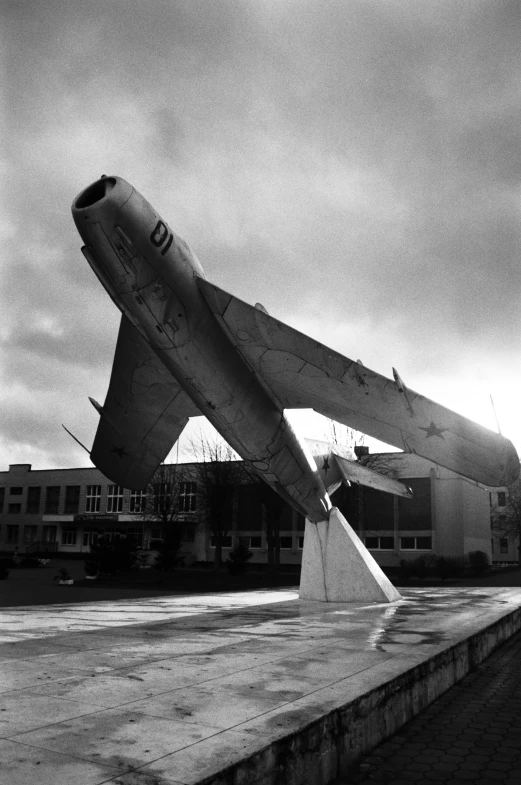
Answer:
[{"xmin": 72, "ymin": 176, "xmax": 330, "ymax": 521}]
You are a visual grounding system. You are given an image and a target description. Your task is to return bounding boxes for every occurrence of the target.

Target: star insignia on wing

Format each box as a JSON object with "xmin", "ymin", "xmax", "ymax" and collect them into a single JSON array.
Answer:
[
  {"xmin": 419, "ymin": 422, "xmax": 449, "ymax": 439},
  {"xmin": 111, "ymin": 445, "xmax": 130, "ymax": 459}
]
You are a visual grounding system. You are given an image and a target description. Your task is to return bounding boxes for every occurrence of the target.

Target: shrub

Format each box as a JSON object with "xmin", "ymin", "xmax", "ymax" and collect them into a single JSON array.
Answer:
[
  {"xmin": 53, "ymin": 567, "xmax": 72, "ymax": 582},
  {"xmin": 0, "ymin": 558, "xmax": 11, "ymax": 580},
  {"xmin": 411, "ymin": 556, "xmax": 429, "ymax": 580},
  {"xmin": 88, "ymin": 536, "xmax": 138, "ymax": 575},
  {"xmin": 226, "ymin": 541, "xmax": 253, "ymax": 576},
  {"xmin": 153, "ymin": 531, "xmax": 183, "ymax": 571},
  {"xmin": 398, "ymin": 559, "xmax": 413, "ymax": 582},
  {"xmin": 468, "ymin": 550, "xmax": 490, "ymax": 575},
  {"xmin": 399, "ymin": 555, "xmax": 438, "ymax": 581},
  {"xmin": 84, "ymin": 560, "xmax": 99, "ymax": 577},
  {"xmin": 436, "ymin": 556, "xmax": 465, "ymax": 580},
  {"xmin": 18, "ymin": 557, "xmax": 41, "ymax": 568}
]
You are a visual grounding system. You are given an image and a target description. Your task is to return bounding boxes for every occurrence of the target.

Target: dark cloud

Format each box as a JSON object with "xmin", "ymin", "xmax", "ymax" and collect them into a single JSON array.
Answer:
[{"xmin": 3, "ymin": 0, "xmax": 521, "ymax": 468}]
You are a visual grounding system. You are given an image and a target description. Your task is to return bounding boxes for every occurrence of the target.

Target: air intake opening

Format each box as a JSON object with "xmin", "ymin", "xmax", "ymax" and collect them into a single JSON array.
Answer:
[{"xmin": 75, "ymin": 177, "xmax": 116, "ymax": 209}]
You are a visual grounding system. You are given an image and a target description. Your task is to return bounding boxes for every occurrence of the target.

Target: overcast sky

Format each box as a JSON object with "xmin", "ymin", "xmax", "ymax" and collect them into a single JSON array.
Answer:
[{"xmin": 2, "ymin": 0, "xmax": 521, "ymax": 471}]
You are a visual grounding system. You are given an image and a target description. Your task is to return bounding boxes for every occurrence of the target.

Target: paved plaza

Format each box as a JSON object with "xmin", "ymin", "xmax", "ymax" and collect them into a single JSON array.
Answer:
[{"xmin": 0, "ymin": 587, "xmax": 520, "ymax": 784}]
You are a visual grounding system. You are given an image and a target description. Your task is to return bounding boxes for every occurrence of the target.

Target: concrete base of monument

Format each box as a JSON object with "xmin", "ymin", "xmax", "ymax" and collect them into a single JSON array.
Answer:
[
  {"xmin": 299, "ymin": 507, "xmax": 402, "ymax": 603},
  {"xmin": 1, "ymin": 587, "xmax": 520, "ymax": 785}
]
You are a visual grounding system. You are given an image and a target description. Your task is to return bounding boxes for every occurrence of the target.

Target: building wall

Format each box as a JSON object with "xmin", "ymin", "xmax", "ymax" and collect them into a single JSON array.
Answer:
[
  {"xmin": 489, "ymin": 487, "xmax": 520, "ymax": 563},
  {"xmin": 338, "ymin": 454, "xmax": 491, "ymax": 567},
  {"xmin": 0, "ymin": 463, "xmax": 201, "ymax": 561},
  {"xmin": 0, "ymin": 454, "xmax": 493, "ymax": 565}
]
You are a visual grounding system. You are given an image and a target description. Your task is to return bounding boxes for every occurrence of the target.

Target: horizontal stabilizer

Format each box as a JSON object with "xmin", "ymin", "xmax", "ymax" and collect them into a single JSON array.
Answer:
[
  {"xmin": 332, "ymin": 453, "xmax": 412, "ymax": 498},
  {"xmin": 304, "ymin": 439, "xmax": 412, "ymax": 498}
]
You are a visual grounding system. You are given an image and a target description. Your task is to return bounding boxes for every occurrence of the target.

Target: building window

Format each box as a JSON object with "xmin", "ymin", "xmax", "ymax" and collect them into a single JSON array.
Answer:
[
  {"xmin": 103, "ymin": 529, "xmax": 124, "ymax": 542},
  {"xmin": 209, "ymin": 535, "xmax": 232, "ymax": 548},
  {"xmin": 181, "ymin": 523, "xmax": 196, "ymax": 543},
  {"xmin": 26, "ymin": 487, "xmax": 41, "ymax": 514},
  {"xmin": 9, "ymin": 487, "xmax": 23, "ymax": 495},
  {"xmin": 82, "ymin": 530, "xmax": 99, "ymax": 547},
  {"xmin": 298, "ymin": 536, "xmax": 304, "ymax": 549},
  {"xmin": 107, "ymin": 485, "xmax": 124, "ymax": 513},
  {"xmin": 130, "ymin": 490, "xmax": 146, "ymax": 513},
  {"xmin": 62, "ymin": 529, "xmax": 77, "ymax": 546},
  {"xmin": 0, "ymin": 487, "xmax": 5, "ymax": 512},
  {"xmin": 126, "ymin": 528, "xmax": 144, "ymax": 547},
  {"xmin": 249, "ymin": 536, "xmax": 262, "ymax": 549},
  {"xmin": 45, "ymin": 486, "xmax": 60, "ymax": 514},
  {"xmin": 399, "ymin": 478, "xmax": 432, "ymax": 531},
  {"xmin": 365, "ymin": 536, "xmax": 395, "ymax": 550},
  {"xmin": 400, "ymin": 536, "xmax": 432, "ymax": 551},
  {"xmin": 86, "ymin": 485, "xmax": 101, "ymax": 513},
  {"xmin": 8, "ymin": 503, "xmax": 21, "ymax": 514},
  {"xmin": 23, "ymin": 525, "xmax": 38, "ymax": 544},
  {"xmin": 154, "ymin": 483, "xmax": 172, "ymax": 513},
  {"xmin": 42, "ymin": 525, "xmax": 57, "ymax": 543},
  {"xmin": 64, "ymin": 486, "xmax": 81, "ymax": 514},
  {"xmin": 280, "ymin": 536, "xmax": 293, "ymax": 549},
  {"xmin": 7, "ymin": 525, "xmax": 19, "ymax": 543},
  {"xmin": 500, "ymin": 538, "xmax": 509, "ymax": 554},
  {"xmin": 497, "ymin": 492, "xmax": 507, "ymax": 507},
  {"xmin": 179, "ymin": 482, "xmax": 197, "ymax": 513}
]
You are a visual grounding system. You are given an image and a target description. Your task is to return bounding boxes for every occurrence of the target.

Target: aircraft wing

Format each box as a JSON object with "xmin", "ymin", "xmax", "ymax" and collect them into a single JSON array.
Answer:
[
  {"xmin": 199, "ymin": 280, "xmax": 519, "ymax": 487},
  {"xmin": 90, "ymin": 315, "xmax": 200, "ymax": 490}
]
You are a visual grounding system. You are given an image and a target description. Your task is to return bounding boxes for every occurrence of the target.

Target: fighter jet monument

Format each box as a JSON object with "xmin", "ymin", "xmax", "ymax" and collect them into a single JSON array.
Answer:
[{"xmin": 71, "ymin": 176, "xmax": 519, "ymax": 602}]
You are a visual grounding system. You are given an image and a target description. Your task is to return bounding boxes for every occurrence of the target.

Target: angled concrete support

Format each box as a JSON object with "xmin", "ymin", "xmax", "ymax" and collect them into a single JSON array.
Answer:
[{"xmin": 299, "ymin": 507, "xmax": 402, "ymax": 603}]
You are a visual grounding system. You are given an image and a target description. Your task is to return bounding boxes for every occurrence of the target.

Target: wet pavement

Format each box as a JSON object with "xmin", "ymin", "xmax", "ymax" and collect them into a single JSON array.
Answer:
[
  {"xmin": 330, "ymin": 626, "xmax": 521, "ymax": 784},
  {"xmin": 0, "ymin": 587, "xmax": 520, "ymax": 784}
]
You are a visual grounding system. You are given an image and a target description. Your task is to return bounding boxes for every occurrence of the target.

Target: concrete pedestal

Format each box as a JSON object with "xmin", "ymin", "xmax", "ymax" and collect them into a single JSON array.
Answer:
[{"xmin": 299, "ymin": 507, "xmax": 401, "ymax": 603}]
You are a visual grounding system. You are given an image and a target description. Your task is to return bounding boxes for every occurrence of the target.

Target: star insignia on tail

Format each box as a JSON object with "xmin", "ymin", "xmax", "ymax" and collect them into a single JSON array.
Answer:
[
  {"xmin": 111, "ymin": 445, "xmax": 130, "ymax": 459},
  {"xmin": 419, "ymin": 422, "xmax": 448, "ymax": 439}
]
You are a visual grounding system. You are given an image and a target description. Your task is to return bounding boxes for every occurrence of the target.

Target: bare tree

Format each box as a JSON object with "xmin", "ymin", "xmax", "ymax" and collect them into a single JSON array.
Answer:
[
  {"xmin": 190, "ymin": 432, "xmax": 253, "ymax": 572},
  {"xmin": 137, "ymin": 462, "xmax": 187, "ymax": 569},
  {"xmin": 347, "ymin": 447, "xmax": 402, "ymax": 533},
  {"xmin": 495, "ymin": 481, "xmax": 521, "ymax": 566},
  {"xmin": 257, "ymin": 482, "xmax": 286, "ymax": 574},
  {"xmin": 327, "ymin": 420, "xmax": 360, "ymax": 458}
]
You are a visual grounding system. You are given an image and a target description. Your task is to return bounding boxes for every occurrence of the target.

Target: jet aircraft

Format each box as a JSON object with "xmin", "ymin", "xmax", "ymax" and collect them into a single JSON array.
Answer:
[{"xmin": 71, "ymin": 176, "xmax": 519, "ymax": 524}]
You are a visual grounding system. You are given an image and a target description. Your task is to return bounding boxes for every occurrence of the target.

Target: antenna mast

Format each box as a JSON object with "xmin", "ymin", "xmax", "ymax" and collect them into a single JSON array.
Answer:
[{"xmin": 490, "ymin": 394, "xmax": 502, "ymax": 436}]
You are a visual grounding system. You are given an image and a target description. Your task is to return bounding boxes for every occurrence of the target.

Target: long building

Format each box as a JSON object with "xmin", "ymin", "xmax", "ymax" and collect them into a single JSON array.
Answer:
[{"xmin": 0, "ymin": 453, "xmax": 495, "ymax": 565}]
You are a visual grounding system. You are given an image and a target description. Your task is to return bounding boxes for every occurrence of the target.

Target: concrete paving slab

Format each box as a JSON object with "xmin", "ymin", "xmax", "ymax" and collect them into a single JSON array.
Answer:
[
  {"xmin": 129, "ymin": 728, "xmax": 274, "ymax": 785},
  {"xmin": 0, "ymin": 657, "xmax": 97, "ymax": 692},
  {"xmin": 10, "ymin": 708, "xmax": 222, "ymax": 772},
  {"xmin": 0, "ymin": 738, "xmax": 121, "ymax": 785},
  {"xmin": 0, "ymin": 692, "xmax": 103, "ymax": 737},
  {"xmin": 126, "ymin": 684, "xmax": 292, "ymax": 729},
  {"xmin": 0, "ymin": 587, "xmax": 520, "ymax": 785}
]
